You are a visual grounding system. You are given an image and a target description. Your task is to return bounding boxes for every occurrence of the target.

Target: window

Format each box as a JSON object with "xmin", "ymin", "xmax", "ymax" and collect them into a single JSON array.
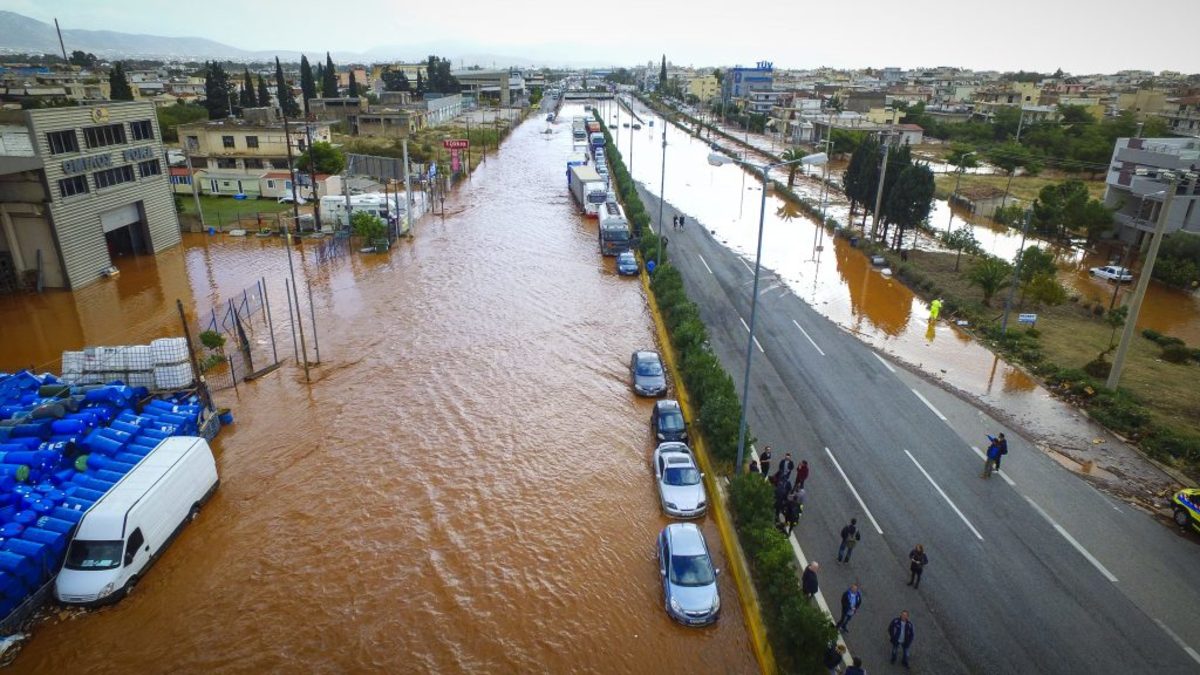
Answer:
[
  {"xmin": 270, "ymin": 159, "xmax": 290, "ymax": 169},
  {"xmin": 138, "ymin": 159, "xmax": 161, "ymax": 178},
  {"xmin": 124, "ymin": 529, "xmax": 145, "ymax": 566},
  {"xmin": 57, "ymin": 174, "xmax": 89, "ymax": 198},
  {"xmin": 46, "ymin": 130, "xmax": 79, "ymax": 155},
  {"xmin": 170, "ymin": 174, "xmax": 192, "ymax": 185},
  {"xmin": 222, "ymin": 135, "xmax": 235, "ymax": 148},
  {"xmin": 130, "ymin": 119, "xmax": 154, "ymax": 141},
  {"xmin": 244, "ymin": 158, "xmax": 264, "ymax": 169},
  {"xmin": 245, "ymin": 135, "xmax": 259, "ymax": 149},
  {"xmin": 93, "ymin": 165, "xmax": 135, "ymax": 189},
  {"xmin": 83, "ymin": 123, "xmax": 126, "ymax": 149},
  {"xmin": 216, "ymin": 158, "xmax": 237, "ymax": 169},
  {"xmin": 185, "ymin": 135, "xmax": 199, "ymax": 151}
]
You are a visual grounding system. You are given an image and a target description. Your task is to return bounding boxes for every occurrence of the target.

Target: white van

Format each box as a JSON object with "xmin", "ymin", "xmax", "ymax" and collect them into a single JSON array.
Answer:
[{"xmin": 55, "ymin": 436, "xmax": 219, "ymax": 606}]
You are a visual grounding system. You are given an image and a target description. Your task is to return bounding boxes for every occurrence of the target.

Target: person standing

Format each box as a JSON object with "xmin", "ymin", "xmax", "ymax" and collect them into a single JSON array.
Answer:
[
  {"xmin": 929, "ymin": 297, "xmax": 943, "ymax": 321},
  {"xmin": 907, "ymin": 545, "xmax": 928, "ymax": 588},
  {"xmin": 759, "ymin": 446, "xmax": 773, "ymax": 477},
  {"xmin": 783, "ymin": 493, "xmax": 801, "ymax": 535},
  {"xmin": 777, "ymin": 452, "xmax": 796, "ymax": 484},
  {"xmin": 994, "ymin": 433, "xmax": 1009, "ymax": 471},
  {"xmin": 888, "ymin": 610, "xmax": 915, "ymax": 668},
  {"xmin": 796, "ymin": 459, "xmax": 810, "ymax": 489},
  {"xmin": 802, "ymin": 561, "xmax": 819, "ymax": 601},
  {"xmin": 672, "ymin": 214, "xmax": 679, "ymax": 230},
  {"xmin": 982, "ymin": 439, "xmax": 1001, "ymax": 478},
  {"xmin": 837, "ymin": 518, "xmax": 861, "ymax": 563},
  {"xmin": 836, "ymin": 583, "xmax": 863, "ymax": 633},
  {"xmin": 679, "ymin": 214, "xmax": 686, "ymax": 229},
  {"xmin": 844, "ymin": 656, "xmax": 866, "ymax": 675},
  {"xmin": 774, "ymin": 474, "xmax": 793, "ymax": 523},
  {"xmin": 823, "ymin": 642, "xmax": 846, "ymax": 675}
]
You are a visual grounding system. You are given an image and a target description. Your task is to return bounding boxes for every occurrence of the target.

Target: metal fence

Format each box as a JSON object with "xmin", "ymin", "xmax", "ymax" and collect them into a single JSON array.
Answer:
[{"xmin": 192, "ymin": 278, "xmax": 282, "ymax": 392}]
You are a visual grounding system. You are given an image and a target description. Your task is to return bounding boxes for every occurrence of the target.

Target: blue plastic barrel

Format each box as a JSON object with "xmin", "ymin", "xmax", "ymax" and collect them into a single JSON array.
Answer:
[
  {"xmin": 75, "ymin": 477, "xmax": 114, "ymax": 493},
  {"xmin": 50, "ymin": 419, "xmax": 85, "ymax": 435},
  {"xmin": 11, "ymin": 510, "xmax": 36, "ymax": 526},
  {"xmin": 0, "ymin": 550, "xmax": 41, "ymax": 588},
  {"xmin": 62, "ymin": 497, "xmax": 95, "ymax": 511},
  {"xmin": 0, "ymin": 465, "xmax": 30, "ymax": 482},
  {"xmin": 85, "ymin": 433, "xmax": 124, "ymax": 456},
  {"xmin": 34, "ymin": 517, "xmax": 74, "ymax": 535},
  {"xmin": 93, "ymin": 469, "xmax": 128, "ymax": 483},
  {"xmin": 109, "ymin": 420, "xmax": 141, "ymax": 435},
  {"xmin": 0, "ymin": 452, "xmax": 37, "ymax": 466},
  {"xmin": 20, "ymin": 527, "xmax": 67, "ymax": 556},
  {"xmin": 112, "ymin": 452, "xmax": 145, "ymax": 465},
  {"xmin": 0, "ymin": 523, "xmax": 22, "ymax": 538},
  {"xmin": 0, "ymin": 570, "xmax": 26, "ymax": 600}
]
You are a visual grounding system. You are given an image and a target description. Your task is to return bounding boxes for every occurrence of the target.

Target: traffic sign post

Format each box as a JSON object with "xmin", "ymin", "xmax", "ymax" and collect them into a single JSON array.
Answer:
[{"xmin": 1018, "ymin": 313, "xmax": 1038, "ymax": 327}]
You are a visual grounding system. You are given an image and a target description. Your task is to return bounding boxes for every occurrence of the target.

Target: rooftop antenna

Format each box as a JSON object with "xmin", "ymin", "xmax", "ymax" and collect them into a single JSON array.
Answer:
[{"xmin": 54, "ymin": 18, "xmax": 68, "ymax": 62}]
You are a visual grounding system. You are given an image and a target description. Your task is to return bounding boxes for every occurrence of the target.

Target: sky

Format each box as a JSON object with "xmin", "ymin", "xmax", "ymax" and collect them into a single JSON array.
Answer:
[{"xmin": 11, "ymin": 0, "xmax": 1200, "ymax": 74}]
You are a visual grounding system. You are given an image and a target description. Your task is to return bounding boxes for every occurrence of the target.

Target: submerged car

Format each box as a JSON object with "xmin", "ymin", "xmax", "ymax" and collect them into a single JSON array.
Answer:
[
  {"xmin": 657, "ymin": 523, "xmax": 720, "ymax": 626},
  {"xmin": 1089, "ymin": 265, "xmax": 1134, "ymax": 282},
  {"xmin": 650, "ymin": 399, "xmax": 688, "ymax": 443},
  {"xmin": 630, "ymin": 350, "xmax": 667, "ymax": 397},
  {"xmin": 653, "ymin": 443, "xmax": 706, "ymax": 518},
  {"xmin": 617, "ymin": 251, "xmax": 639, "ymax": 276}
]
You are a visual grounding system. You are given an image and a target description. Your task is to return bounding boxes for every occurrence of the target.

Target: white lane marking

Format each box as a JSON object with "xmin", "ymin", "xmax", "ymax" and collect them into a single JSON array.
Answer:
[
  {"xmin": 787, "ymin": 530, "xmax": 854, "ymax": 667},
  {"xmin": 1153, "ymin": 618, "xmax": 1200, "ymax": 665},
  {"xmin": 739, "ymin": 258, "xmax": 754, "ymax": 274},
  {"xmin": 970, "ymin": 446, "xmax": 1017, "ymax": 487},
  {"xmin": 1023, "ymin": 495, "xmax": 1117, "ymax": 583},
  {"xmin": 911, "ymin": 388, "xmax": 948, "ymax": 422},
  {"xmin": 697, "ymin": 253, "xmax": 714, "ymax": 275},
  {"xmin": 738, "ymin": 316, "xmax": 765, "ymax": 354},
  {"xmin": 1087, "ymin": 483, "xmax": 1123, "ymax": 514},
  {"xmin": 871, "ymin": 351, "xmax": 896, "ymax": 373},
  {"xmin": 905, "ymin": 449, "xmax": 984, "ymax": 541},
  {"xmin": 824, "ymin": 447, "xmax": 884, "ymax": 534},
  {"xmin": 792, "ymin": 319, "xmax": 826, "ymax": 356}
]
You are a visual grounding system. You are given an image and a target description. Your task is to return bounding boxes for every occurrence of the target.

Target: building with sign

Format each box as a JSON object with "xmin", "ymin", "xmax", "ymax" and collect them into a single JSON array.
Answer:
[
  {"xmin": 0, "ymin": 102, "xmax": 179, "ymax": 291},
  {"xmin": 722, "ymin": 62, "xmax": 774, "ymax": 107}
]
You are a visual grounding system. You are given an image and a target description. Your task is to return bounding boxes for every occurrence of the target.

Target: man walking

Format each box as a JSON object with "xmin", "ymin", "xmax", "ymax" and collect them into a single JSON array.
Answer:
[
  {"xmin": 907, "ymin": 544, "xmax": 928, "ymax": 588},
  {"xmin": 796, "ymin": 459, "xmax": 810, "ymax": 489},
  {"xmin": 837, "ymin": 518, "xmax": 861, "ymax": 563},
  {"xmin": 783, "ymin": 490, "xmax": 802, "ymax": 535},
  {"xmin": 802, "ymin": 561, "xmax": 819, "ymax": 601},
  {"xmin": 672, "ymin": 215, "xmax": 679, "ymax": 230},
  {"xmin": 679, "ymin": 215, "xmax": 686, "ymax": 229},
  {"xmin": 774, "ymin": 474, "xmax": 793, "ymax": 523},
  {"xmin": 992, "ymin": 433, "xmax": 1009, "ymax": 471},
  {"xmin": 836, "ymin": 583, "xmax": 863, "ymax": 633},
  {"xmin": 982, "ymin": 438, "xmax": 1002, "ymax": 478},
  {"xmin": 888, "ymin": 610, "xmax": 915, "ymax": 668},
  {"xmin": 759, "ymin": 445, "xmax": 773, "ymax": 477},
  {"xmin": 777, "ymin": 452, "xmax": 796, "ymax": 484}
]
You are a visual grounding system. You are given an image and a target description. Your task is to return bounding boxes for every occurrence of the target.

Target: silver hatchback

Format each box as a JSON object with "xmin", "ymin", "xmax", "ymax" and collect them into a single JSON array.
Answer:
[
  {"xmin": 631, "ymin": 350, "xmax": 667, "ymax": 397},
  {"xmin": 657, "ymin": 523, "xmax": 720, "ymax": 626}
]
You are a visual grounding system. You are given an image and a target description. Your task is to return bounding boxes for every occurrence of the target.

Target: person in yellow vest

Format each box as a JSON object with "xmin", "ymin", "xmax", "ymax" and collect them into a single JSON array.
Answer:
[{"xmin": 929, "ymin": 298, "xmax": 943, "ymax": 321}]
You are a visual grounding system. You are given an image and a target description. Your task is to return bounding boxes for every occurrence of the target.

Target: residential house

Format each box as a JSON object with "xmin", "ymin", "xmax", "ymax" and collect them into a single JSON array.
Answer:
[
  {"xmin": 1160, "ymin": 96, "xmax": 1200, "ymax": 138},
  {"xmin": 1103, "ymin": 137, "xmax": 1200, "ymax": 245}
]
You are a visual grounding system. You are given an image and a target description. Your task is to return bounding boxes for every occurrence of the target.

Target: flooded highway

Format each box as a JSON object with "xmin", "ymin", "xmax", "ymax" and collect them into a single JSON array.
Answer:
[{"xmin": 0, "ymin": 105, "xmax": 755, "ymax": 672}]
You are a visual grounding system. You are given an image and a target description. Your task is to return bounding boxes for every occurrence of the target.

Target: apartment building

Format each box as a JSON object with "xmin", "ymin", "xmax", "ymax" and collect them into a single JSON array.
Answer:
[
  {"xmin": 1160, "ymin": 96, "xmax": 1200, "ymax": 138},
  {"xmin": 1103, "ymin": 137, "xmax": 1200, "ymax": 245}
]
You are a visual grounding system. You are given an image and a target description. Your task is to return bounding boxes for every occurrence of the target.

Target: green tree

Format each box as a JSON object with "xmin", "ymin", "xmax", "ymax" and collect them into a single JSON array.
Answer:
[
  {"xmin": 946, "ymin": 143, "xmax": 979, "ymax": 171},
  {"xmin": 1024, "ymin": 272, "xmax": 1068, "ymax": 308},
  {"xmin": 658, "ymin": 55, "xmax": 667, "ymax": 93},
  {"xmin": 1104, "ymin": 305, "xmax": 1129, "ymax": 349},
  {"xmin": 991, "ymin": 106, "xmax": 1023, "ymax": 141},
  {"xmin": 1016, "ymin": 245, "xmax": 1058, "ymax": 288},
  {"xmin": 203, "ymin": 62, "xmax": 232, "ymax": 119},
  {"xmin": 348, "ymin": 70, "xmax": 359, "ymax": 97},
  {"xmin": 156, "ymin": 102, "xmax": 208, "ymax": 142},
  {"xmin": 239, "ymin": 67, "xmax": 256, "ymax": 109},
  {"xmin": 275, "ymin": 57, "xmax": 300, "ymax": 117},
  {"xmin": 968, "ymin": 256, "xmax": 1014, "ymax": 306},
  {"xmin": 944, "ymin": 226, "xmax": 982, "ymax": 271},
  {"xmin": 382, "ymin": 68, "xmax": 410, "ymax": 92},
  {"xmin": 300, "ymin": 55, "xmax": 317, "ymax": 114},
  {"xmin": 350, "ymin": 210, "xmax": 387, "ymax": 241},
  {"xmin": 883, "ymin": 163, "xmax": 935, "ymax": 250},
  {"xmin": 256, "ymin": 74, "xmax": 271, "ymax": 107},
  {"xmin": 415, "ymin": 71, "xmax": 425, "ymax": 95},
  {"xmin": 69, "ymin": 50, "xmax": 98, "ymax": 68},
  {"xmin": 109, "ymin": 62, "xmax": 134, "ymax": 101},
  {"xmin": 1153, "ymin": 234, "xmax": 1200, "ymax": 288},
  {"xmin": 294, "ymin": 141, "xmax": 346, "ymax": 174},
  {"xmin": 322, "ymin": 52, "xmax": 338, "ymax": 97}
]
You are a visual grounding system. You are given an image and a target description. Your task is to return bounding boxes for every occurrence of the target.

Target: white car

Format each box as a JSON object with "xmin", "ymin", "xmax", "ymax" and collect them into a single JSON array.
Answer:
[
  {"xmin": 653, "ymin": 443, "xmax": 707, "ymax": 518},
  {"xmin": 1089, "ymin": 265, "xmax": 1134, "ymax": 283},
  {"xmin": 277, "ymin": 194, "xmax": 307, "ymax": 205}
]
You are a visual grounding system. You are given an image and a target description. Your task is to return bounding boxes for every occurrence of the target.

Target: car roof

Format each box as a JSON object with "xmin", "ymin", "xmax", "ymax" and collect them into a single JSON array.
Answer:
[
  {"xmin": 665, "ymin": 523, "xmax": 707, "ymax": 555},
  {"xmin": 655, "ymin": 399, "xmax": 681, "ymax": 412},
  {"xmin": 665, "ymin": 454, "xmax": 695, "ymax": 467},
  {"xmin": 635, "ymin": 350, "xmax": 661, "ymax": 360}
]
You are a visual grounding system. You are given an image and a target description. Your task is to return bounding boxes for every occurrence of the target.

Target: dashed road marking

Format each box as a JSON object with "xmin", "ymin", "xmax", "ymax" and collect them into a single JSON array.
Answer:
[
  {"xmin": 792, "ymin": 319, "xmax": 826, "ymax": 356},
  {"xmin": 911, "ymin": 388, "xmax": 948, "ymax": 422},
  {"xmin": 1023, "ymin": 495, "xmax": 1117, "ymax": 583},
  {"xmin": 739, "ymin": 258, "xmax": 754, "ymax": 274},
  {"xmin": 1153, "ymin": 618, "xmax": 1200, "ymax": 665},
  {"xmin": 871, "ymin": 351, "xmax": 896, "ymax": 373},
  {"xmin": 824, "ymin": 447, "xmax": 884, "ymax": 535},
  {"xmin": 970, "ymin": 446, "xmax": 1017, "ymax": 487},
  {"xmin": 738, "ymin": 316, "xmax": 765, "ymax": 353},
  {"xmin": 697, "ymin": 253, "xmax": 713, "ymax": 274},
  {"xmin": 905, "ymin": 449, "xmax": 984, "ymax": 541}
]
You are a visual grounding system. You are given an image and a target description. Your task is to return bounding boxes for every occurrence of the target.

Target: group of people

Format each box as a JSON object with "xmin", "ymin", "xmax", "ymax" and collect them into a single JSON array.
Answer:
[
  {"xmin": 671, "ymin": 214, "xmax": 687, "ymax": 230},
  {"xmin": 982, "ymin": 433, "xmax": 1008, "ymax": 479},
  {"xmin": 751, "ymin": 446, "xmax": 811, "ymax": 536}
]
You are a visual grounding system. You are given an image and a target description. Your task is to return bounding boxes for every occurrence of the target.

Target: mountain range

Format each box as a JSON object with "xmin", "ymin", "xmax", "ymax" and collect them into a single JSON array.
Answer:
[{"xmin": 0, "ymin": 10, "xmax": 590, "ymax": 68}]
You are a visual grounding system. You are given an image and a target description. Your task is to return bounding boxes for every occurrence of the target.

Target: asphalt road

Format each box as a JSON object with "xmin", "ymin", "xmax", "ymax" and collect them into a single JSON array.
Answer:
[{"xmin": 636, "ymin": 183, "xmax": 1200, "ymax": 674}]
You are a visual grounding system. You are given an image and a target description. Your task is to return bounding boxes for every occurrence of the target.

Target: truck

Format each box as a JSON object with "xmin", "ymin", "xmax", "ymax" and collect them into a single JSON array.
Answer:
[
  {"xmin": 569, "ymin": 165, "xmax": 608, "ymax": 218},
  {"xmin": 586, "ymin": 120, "xmax": 602, "ymax": 134},
  {"xmin": 589, "ymin": 131, "xmax": 606, "ymax": 149},
  {"xmin": 598, "ymin": 200, "xmax": 632, "ymax": 255},
  {"xmin": 572, "ymin": 117, "xmax": 588, "ymax": 142}
]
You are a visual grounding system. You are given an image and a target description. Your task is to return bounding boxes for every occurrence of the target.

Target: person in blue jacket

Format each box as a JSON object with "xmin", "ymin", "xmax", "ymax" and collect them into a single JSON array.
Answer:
[{"xmin": 888, "ymin": 610, "xmax": 915, "ymax": 668}]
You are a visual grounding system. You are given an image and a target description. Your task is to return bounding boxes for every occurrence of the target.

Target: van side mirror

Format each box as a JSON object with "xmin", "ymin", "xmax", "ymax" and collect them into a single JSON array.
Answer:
[{"xmin": 124, "ymin": 551, "xmax": 135, "ymax": 566}]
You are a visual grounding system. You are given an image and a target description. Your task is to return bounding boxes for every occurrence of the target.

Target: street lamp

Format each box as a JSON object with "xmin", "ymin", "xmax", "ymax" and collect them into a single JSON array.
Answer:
[
  {"xmin": 946, "ymin": 151, "xmax": 977, "ymax": 235},
  {"xmin": 656, "ymin": 128, "xmax": 668, "ymax": 265},
  {"xmin": 708, "ymin": 149, "xmax": 829, "ymax": 473}
]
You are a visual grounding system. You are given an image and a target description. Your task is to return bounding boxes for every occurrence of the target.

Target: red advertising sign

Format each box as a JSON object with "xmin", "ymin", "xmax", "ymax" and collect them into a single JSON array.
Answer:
[
  {"xmin": 442, "ymin": 139, "xmax": 470, "ymax": 150},
  {"xmin": 450, "ymin": 149, "xmax": 461, "ymax": 173}
]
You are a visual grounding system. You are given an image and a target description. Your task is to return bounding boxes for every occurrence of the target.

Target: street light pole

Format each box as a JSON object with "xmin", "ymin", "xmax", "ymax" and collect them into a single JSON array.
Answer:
[
  {"xmin": 1000, "ymin": 209, "xmax": 1032, "ymax": 334},
  {"xmin": 870, "ymin": 138, "xmax": 892, "ymax": 240},
  {"xmin": 656, "ymin": 128, "xmax": 667, "ymax": 264},
  {"xmin": 1107, "ymin": 173, "xmax": 1186, "ymax": 390}
]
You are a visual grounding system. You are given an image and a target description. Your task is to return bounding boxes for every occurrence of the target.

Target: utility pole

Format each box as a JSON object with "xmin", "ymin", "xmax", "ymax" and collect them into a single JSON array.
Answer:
[
  {"xmin": 54, "ymin": 19, "xmax": 68, "ymax": 62},
  {"xmin": 402, "ymin": 137, "xmax": 414, "ymax": 238},
  {"xmin": 281, "ymin": 116, "xmax": 311, "ymax": 382},
  {"xmin": 1014, "ymin": 106, "xmax": 1026, "ymax": 142},
  {"xmin": 870, "ymin": 137, "xmax": 891, "ymax": 241},
  {"xmin": 304, "ymin": 116, "xmax": 321, "ymax": 232},
  {"xmin": 656, "ymin": 128, "xmax": 667, "ymax": 264},
  {"xmin": 1107, "ymin": 173, "xmax": 1184, "ymax": 390},
  {"xmin": 1000, "ymin": 209, "xmax": 1032, "ymax": 334},
  {"xmin": 183, "ymin": 143, "xmax": 205, "ymax": 230}
]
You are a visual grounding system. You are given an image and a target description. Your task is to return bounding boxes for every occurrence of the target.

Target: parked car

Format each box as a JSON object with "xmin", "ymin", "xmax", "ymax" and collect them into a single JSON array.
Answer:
[
  {"xmin": 1089, "ymin": 265, "xmax": 1134, "ymax": 282},
  {"xmin": 657, "ymin": 523, "xmax": 720, "ymax": 626},
  {"xmin": 277, "ymin": 194, "xmax": 307, "ymax": 205},
  {"xmin": 653, "ymin": 444, "xmax": 706, "ymax": 518},
  {"xmin": 617, "ymin": 251, "xmax": 639, "ymax": 276},
  {"xmin": 1172, "ymin": 489, "xmax": 1200, "ymax": 531},
  {"xmin": 631, "ymin": 350, "xmax": 667, "ymax": 397},
  {"xmin": 650, "ymin": 399, "xmax": 688, "ymax": 443},
  {"xmin": 632, "ymin": 123, "xmax": 643, "ymax": 130}
]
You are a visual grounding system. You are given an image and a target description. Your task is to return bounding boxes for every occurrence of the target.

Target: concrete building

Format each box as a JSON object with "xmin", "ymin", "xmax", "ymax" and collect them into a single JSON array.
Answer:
[
  {"xmin": 308, "ymin": 97, "xmax": 368, "ymax": 126},
  {"xmin": 0, "ymin": 102, "xmax": 180, "ymax": 290},
  {"xmin": 1160, "ymin": 96, "xmax": 1200, "ymax": 138},
  {"xmin": 1103, "ymin": 137, "xmax": 1200, "ymax": 245},
  {"xmin": 176, "ymin": 108, "xmax": 331, "ymax": 197},
  {"xmin": 1116, "ymin": 89, "xmax": 1167, "ymax": 119},
  {"xmin": 722, "ymin": 62, "xmax": 774, "ymax": 105},
  {"xmin": 422, "ymin": 94, "xmax": 463, "ymax": 126},
  {"xmin": 687, "ymin": 75, "xmax": 720, "ymax": 103}
]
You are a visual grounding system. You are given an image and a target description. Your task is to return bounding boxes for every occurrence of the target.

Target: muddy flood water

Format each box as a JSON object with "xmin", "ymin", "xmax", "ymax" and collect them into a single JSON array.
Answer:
[{"xmin": 0, "ymin": 107, "xmax": 755, "ymax": 672}]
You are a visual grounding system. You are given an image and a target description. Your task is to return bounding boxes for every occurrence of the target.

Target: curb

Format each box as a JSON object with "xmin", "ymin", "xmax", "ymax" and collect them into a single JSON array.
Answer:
[{"xmin": 638, "ymin": 265, "xmax": 777, "ymax": 675}]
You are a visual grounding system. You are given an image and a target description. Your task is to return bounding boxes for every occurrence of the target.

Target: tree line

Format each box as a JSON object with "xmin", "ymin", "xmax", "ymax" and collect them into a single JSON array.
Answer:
[{"xmin": 843, "ymin": 137, "xmax": 937, "ymax": 250}]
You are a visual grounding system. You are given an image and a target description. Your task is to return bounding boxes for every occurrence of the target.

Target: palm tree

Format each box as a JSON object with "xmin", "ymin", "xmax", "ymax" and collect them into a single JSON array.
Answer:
[
  {"xmin": 780, "ymin": 147, "xmax": 808, "ymax": 188},
  {"xmin": 967, "ymin": 256, "xmax": 1013, "ymax": 306}
]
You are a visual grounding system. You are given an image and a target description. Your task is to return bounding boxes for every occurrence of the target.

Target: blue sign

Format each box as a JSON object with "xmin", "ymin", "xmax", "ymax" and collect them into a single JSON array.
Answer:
[
  {"xmin": 428, "ymin": 163, "xmax": 437, "ymax": 178},
  {"xmin": 1018, "ymin": 313, "xmax": 1038, "ymax": 325}
]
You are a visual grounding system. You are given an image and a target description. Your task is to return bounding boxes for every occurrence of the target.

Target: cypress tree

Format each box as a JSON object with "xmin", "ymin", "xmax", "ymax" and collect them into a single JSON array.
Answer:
[
  {"xmin": 415, "ymin": 71, "xmax": 424, "ymax": 95},
  {"xmin": 348, "ymin": 71, "xmax": 358, "ymax": 97},
  {"xmin": 203, "ymin": 62, "xmax": 231, "ymax": 119},
  {"xmin": 275, "ymin": 57, "xmax": 300, "ymax": 117},
  {"xmin": 658, "ymin": 55, "xmax": 667, "ymax": 93},
  {"xmin": 240, "ymin": 67, "xmax": 256, "ymax": 108},
  {"xmin": 109, "ymin": 62, "xmax": 133, "ymax": 101},
  {"xmin": 322, "ymin": 52, "xmax": 338, "ymax": 97},
  {"xmin": 300, "ymin": 54, "xmax": 316, "ymax": 113},
  {"xmin": 256, "ymin": 74, "xmax": 271, "ymax": 107}
]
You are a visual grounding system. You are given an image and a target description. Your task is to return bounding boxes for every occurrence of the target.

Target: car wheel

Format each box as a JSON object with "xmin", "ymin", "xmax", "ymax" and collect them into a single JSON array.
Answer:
[
  {"xmin": 1174, "ymin": 508, "xmax": 1191, "ymax": 528},
  {"xmin": 123, "ymin": 575, "xmax": 139, "ymax": 598}
]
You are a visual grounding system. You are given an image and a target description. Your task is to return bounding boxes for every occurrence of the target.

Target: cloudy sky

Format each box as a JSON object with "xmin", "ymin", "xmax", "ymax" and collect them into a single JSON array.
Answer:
[{"xmin": 11, "ymin": 0, "xmax": 1200, "ymax": 73}]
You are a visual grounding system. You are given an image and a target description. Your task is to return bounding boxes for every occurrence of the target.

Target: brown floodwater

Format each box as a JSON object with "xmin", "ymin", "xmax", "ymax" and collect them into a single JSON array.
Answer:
[{"xmin": 1, "ymin": 106, "xmax": 755, "ymax": 672}]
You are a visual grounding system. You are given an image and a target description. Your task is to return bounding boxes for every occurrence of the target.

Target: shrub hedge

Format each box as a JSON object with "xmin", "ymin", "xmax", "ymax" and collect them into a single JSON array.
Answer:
[{"xmin": 597, "ymin": 109, "xmax": 836, "ymax": 672}]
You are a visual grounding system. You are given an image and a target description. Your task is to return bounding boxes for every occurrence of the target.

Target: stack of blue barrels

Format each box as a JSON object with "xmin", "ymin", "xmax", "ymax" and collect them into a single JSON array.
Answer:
[{"xmin": 0, "ymin": 369, "xmax": 206, "ymax": 622}]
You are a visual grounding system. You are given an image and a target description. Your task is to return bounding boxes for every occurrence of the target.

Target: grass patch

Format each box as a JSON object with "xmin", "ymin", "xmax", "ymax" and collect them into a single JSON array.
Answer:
[
  {"xmin": 179, "ymin": 194, "xmax": 295, "ymax": 227},
  {"xmin": 933, "ymin": 173, "xmax": 1105, "ymax": 204}
]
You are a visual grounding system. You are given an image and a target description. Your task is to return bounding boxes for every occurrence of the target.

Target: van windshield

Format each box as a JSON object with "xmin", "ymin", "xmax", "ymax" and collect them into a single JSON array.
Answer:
[{"xmin": 64, "ymin": 540, "xmax": 123, "ymax": 571}]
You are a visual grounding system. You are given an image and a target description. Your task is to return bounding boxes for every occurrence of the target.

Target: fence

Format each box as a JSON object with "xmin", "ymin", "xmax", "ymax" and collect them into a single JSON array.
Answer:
[{"xmin": 191, "ymin": 278, "xmax": 283, "ymax": 392}]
